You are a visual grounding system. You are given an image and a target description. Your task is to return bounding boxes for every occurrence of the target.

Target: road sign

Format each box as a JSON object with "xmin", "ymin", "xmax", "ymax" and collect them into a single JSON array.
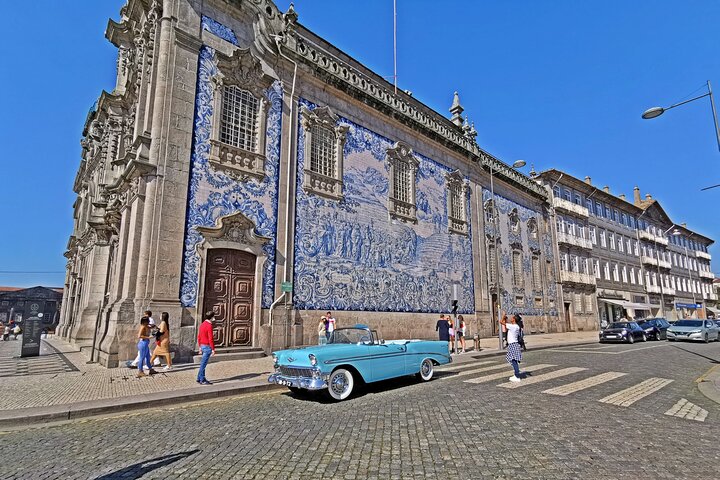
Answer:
[{"xmin": 281, "ymin": 282, "xmax": 293, "ymax": 292}]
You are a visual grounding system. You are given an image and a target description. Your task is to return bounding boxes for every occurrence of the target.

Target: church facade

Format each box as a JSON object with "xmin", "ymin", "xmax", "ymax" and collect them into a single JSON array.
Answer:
[{"xmin": 57, "ymin": 0, "xmax": 561, "ymax": 367}]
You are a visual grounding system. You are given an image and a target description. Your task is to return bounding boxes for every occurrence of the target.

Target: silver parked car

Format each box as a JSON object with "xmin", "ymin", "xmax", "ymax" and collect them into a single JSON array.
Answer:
[{"xmin": 666, "ymin": 319, "xmax": 720, "ymax": 343}]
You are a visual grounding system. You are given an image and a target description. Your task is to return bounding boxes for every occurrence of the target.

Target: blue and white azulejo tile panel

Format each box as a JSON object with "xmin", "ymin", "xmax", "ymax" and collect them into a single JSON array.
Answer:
[
  {"xmin": 180, "ymin": 44, "xmax": 282, "ymax": 309},
  {"xmin": 292, "ymin": 99, "xmax": 475, "ymax": 314}
]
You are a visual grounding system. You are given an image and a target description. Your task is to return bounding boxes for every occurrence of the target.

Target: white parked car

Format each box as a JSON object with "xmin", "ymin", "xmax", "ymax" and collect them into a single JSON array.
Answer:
[{"xmin": 666, "ymin": 319, "xmax": 720, "ymax": 343}]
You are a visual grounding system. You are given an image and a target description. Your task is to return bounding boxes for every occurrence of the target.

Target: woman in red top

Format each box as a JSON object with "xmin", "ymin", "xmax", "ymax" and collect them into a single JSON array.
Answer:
[{"xmin": 196, "ymin": 311, "xmax": 216, "ymax": 385}]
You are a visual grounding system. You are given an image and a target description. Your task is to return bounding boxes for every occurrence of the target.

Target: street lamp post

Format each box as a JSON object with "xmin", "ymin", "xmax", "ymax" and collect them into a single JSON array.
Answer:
[
  {"xmin": 642, "ymin": 80, "xmax": 720, "ymax": 153},
  {"xmin": 488, "ymin": 159, "xmax": 526, "ymax": 350}
]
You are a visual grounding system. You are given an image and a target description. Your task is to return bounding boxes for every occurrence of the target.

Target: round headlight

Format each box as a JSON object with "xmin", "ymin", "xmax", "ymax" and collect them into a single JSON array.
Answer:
[
  {"xmin": 309, "ymin": 354, "xmax": 317, "ymax": 366},
  {"xmin": 272, "ymin": 353, "xmax": 278, "ymax": 365}
]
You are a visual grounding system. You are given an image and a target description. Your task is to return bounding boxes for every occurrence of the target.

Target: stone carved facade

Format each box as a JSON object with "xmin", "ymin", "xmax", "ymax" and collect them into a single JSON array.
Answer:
[{"xmin": 59, "ymin": 0, "xmax": 562, "ymax": 367}]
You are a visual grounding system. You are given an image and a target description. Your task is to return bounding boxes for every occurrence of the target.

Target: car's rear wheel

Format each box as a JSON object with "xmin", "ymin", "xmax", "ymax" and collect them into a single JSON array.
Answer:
[
  {"xmin": 327, "ymin": 368, "xmax": 354, "ymax": 401},
  {"xmin": 628, "ymin": 334, "xmax": 634, "ymax": 344},
  {"xmin": 704, "ymin": 333, "xmax": 709, "ymax": 343},
  {"xmin": 417, "ymin": 358, "xmax": 434, "ymax": 381}
]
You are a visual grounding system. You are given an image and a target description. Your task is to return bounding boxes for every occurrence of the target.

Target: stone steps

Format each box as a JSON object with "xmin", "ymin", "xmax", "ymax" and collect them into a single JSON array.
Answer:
[{"xmin": 192, "ymin": 347, "xmax": 265, "ymax": 364}]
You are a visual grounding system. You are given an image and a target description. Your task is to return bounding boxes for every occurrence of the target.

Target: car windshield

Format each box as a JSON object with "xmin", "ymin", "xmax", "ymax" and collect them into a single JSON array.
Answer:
[
  {"xmin": 608, "ymin": 322, "xmax": 630, "ymax": 329},
  {"xmin": 329, "ymin": 328, "xmax": 373, "ymax": 344},
  {"xmin": 639, "ymin": 320, "xmax": 656, "ymax": 327},
  {"xmin": 673, "ymin": 320, "xmax": 703, "ymax": 327}
]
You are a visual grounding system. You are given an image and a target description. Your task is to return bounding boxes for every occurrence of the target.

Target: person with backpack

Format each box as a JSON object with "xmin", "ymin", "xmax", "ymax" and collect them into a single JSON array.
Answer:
[
  {"xmin": 514, "ymin": 313, "xmax": 527, "ymax": 351},
  {"xmin": 500, "ymin": 315, "xmax": 523, "ymax": 382}
]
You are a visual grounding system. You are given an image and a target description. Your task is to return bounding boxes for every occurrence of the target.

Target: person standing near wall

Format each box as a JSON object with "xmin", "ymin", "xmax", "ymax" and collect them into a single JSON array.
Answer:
[
  {"xmin": 135, "ymin": 317, "xmax": 156, "ymax": 378},
  {"xmin": 325, "ymin": 311, "xmax": 336, "ymax": 341},
  {"xmin": 130, "ymin": 310, "xmax": 161, "ymax": 369},
  {"xmin": 500, "ymin": 315, "xmax": 523, "ymax": 382},
  {"xmin": 457, "ymin": 315, "xmax": 466, "ymax": 353},
  {"xmin": 318, "ymin": 315, "xmax": 328, "ymax": 345},
  {"xmin": 514, "ymin": 313, "xmax": 526, "ymax": 351},
  {"xmin": 150, "ymin": 312, "xmax": 172, "ymax": 371},
  {"xmin": 436, "ymin": 314, "xmax": 450, "ymax": 353},
  {"xmin": 196, "ymin": 311, "xmax": 216, "ymax": 385}
]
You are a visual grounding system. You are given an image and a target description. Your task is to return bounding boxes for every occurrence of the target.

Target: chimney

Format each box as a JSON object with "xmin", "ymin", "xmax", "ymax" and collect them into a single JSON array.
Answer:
[
  {"xmin": 681, "ymin": 222, "xmax": 687, "ymax": 228},
  {"xmin": 619, "ymin": 194, "xmax": 626, "ymax": 200},
  {"xmin": 603, "ymin": 186, "xmax": 610, "ymax": 193},
  {"xmin": 645, "ymin": 193, "xmax": 652, "ymax": 200},
  {"xmin": 633, "ymin": 186, "xmax": 641, "ymax": 204},
  {"xmin": 584, "ymin": 176, "xmax": 592, "ymax": 185}
]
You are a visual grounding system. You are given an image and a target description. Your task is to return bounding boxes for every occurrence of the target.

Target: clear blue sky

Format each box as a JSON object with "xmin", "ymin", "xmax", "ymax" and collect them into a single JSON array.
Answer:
[{"xmin": 1, "ymin": 0, "xmax": 718, "ymax": 288}]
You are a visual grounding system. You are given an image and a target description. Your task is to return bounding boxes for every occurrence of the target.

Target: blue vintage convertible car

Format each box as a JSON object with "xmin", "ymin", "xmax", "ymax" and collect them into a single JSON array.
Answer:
[{"xmin": 268, "ymin": 325, "xmax": 452, "ymax": 401}]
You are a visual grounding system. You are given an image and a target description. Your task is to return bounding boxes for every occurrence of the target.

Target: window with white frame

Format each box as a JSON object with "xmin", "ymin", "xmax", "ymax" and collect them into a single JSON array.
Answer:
[
  {"xmin": 626, "ymin": 238, "xmax": 632, "ymax": 253},
  {"xmin": 633, "ymin": 240, "xmax": 639, "ymax": 256},
  {"xmin": 603, "ymin": 262, "xmax": 610, "ymax": 280},
  {"xmin": 622, "ymin": 266, "xmax": 628, "ymax": 283},
  {"xmin": 590, "ymin": 226, "xmax": 597, "ymax": 245},
  {"xmin": 600, "ymin": 230, "xmax": 607, "ymax": 248},
  {"xmin": 487, "ymin": 243, "xmax": 497, "ymax": 284},
  {"xmin": 300, "ymin": 105, "xmax": 349, "ymax": 200},
  {"xmin": 446, "ymin": 171, "xmax": 468, "ymax": 235},
  {"xmin": 594, "ymin": 260, "xmax": 600, "ymax": 278},
  {"xmin": 570, "ymin": 255, "xmax": 579, "ymax": 273},
  {"xmin": 613, "ymin": 264, "xmax": 620, "ymax": 282},
  {"xmin": 618, "ymin": 235, "xmax": 624, "ymax": 252},
  {"xmin": 560, "ymin": 253, "xmax": 568, "ymax": 271},
  {"xmin": 630, "ymin": 268, "xmax": 636, "ymax": 284},
  {"xmin": 386, "ymin": 142, "xmax": 419, "ymax": 223},
  {"xmin": 609, "ymin": 233, "xmax": 616, "ymax": 250}
]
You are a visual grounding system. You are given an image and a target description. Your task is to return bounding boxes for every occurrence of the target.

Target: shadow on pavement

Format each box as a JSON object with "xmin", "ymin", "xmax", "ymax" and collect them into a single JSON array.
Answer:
[
  {"xmin": 670, "ymin": 344, "xmax": 720, "ymax": 364},
  {"xmin": 93, "ymin": 449, "xmax": 200, "ymax": 479}
]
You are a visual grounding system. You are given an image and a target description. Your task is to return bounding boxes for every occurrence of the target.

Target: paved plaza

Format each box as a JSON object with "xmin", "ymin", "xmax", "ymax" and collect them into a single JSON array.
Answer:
[{"xmin": 1, "ymin": 340, "xmax": 719, "ymax": 479}]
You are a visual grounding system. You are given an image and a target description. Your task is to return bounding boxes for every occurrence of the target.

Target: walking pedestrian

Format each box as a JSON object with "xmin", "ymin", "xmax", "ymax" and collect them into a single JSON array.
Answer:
[
  {"xmin": 325, "ymin": 311, "xmax": 336, "ymax": 341},
  {"xmin": 501, "ymin": 312, "xmax": 508, "ymax": 348},
  {"xmin": 136, "ymin": 316, "xmax": 156, "ymax": 378},
  {"xmin": 318, "ymin": 315, "xmax": 328, "ymax": 345},
  {"xmin": 130, "ymin": 310, "xmax": 161, "ymax": 369},
  {"xmin": 196, "ymin": 311, "xmax": 216, "ymax": 385},
  {"xmin": 436, "ymin": 314, "xmax": 451, "ymax": 353},
  {"xmin": 500, "ymin": 315, "xmax": 523, "ymax": 382},
  {"xmin": 150, "ymin": 312, "xmax": 172, "ymax": 371},
  {"xmin": 514, "ymin": 313, "xmax": 527, "ymax": 351},
  {"xmin": 457, "ymin": 315, "xmax": 466, "ymax": 353}
]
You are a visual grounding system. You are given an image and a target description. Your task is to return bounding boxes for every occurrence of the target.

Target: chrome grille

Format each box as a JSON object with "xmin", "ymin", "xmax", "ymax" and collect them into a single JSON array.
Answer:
[{"xmin": 279, "ymin": 366, "xmax": 315, "ymax": 378}]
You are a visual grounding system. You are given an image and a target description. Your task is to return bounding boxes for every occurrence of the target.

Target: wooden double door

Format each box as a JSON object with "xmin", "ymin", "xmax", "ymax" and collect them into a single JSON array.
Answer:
[{"xmin": 203, "ymin": 249, "xmax": 256, "ymax": 347}]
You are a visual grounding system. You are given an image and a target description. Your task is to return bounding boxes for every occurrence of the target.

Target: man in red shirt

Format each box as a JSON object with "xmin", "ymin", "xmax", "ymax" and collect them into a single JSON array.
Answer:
[{"xmin": 197, "ymin": 311, "xmax": 216, "ymax": 385}]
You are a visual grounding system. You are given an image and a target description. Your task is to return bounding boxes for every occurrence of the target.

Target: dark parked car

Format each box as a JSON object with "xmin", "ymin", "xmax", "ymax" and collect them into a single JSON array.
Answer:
[
  {"xmin": 638, "ymin": 318, "xmax": 671, "ymax": 341},
  {"xmin": 599, "ymin": 322, "xmax": 647, "ymax": 343}
]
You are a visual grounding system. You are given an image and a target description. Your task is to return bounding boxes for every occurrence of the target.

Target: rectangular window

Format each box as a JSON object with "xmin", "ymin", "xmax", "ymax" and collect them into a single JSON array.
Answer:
[
  {"xmin": 590, "ymin": 226, "xmax": 597, "ymax": 244},
  {"xmin": 594, "ymin": 260, "xmax": 600, "ymax": 278},
  {"xmin": 595, "ymin": 201, "xmax": 603, "ymax": 216},
  {"xmin": 220, "ymin": 85, "xmax": 259, "ymax": 152},
  {"xmin": 574, "ymin": 293, "xmax": 583, "ymax": 313},
  {"xmin": 603, "ymin": 262, "xmax": 610, "ymax": 280},
  {"xmin": 535, "ymin": 297, "xmax": 543, "ymax": 308},
  {"xmin": 630, "ymin": 268, "xmax": 636, "ymax": 284},
  {"xmin": 609, "ymin": 233, "xmax": 615, "ymax": 250},
  {"xmin": 626, "ymin": 238, "xmax": 632, "ymax": 253},
  {"xmin": 618, "ymin": 235, "xmax": 624, "ymax": 252},
  {"xmin": 622, "ymin": 266, "xmax": 628, "ymax": 283},
  {"xmin": 532, "ymin": 255, "xmax": 541, "ymax": 290},
  {"xmin": 584, "ymin": 293, "xmax": 594, "ymax": 313},
  {"xmin": 512, "ymin": 250, "xmax": 523, "ymax": 286},
  {"xmin": 574, "ymin": 193, "xmax": 582, "ymax": 205},
  {"xmin": 600, "ymin": 230, "xmax": 607, "ymax": 248},
  {"xmin": 309, "ymin": 124, "xmax": 336, "ymax": 177},
  {"xmin": 613, "ymin": 264, "xmax": 620, "ymax": 282},
  {"xmin": 621, "ymin": 213, "xmax": 627, "ymax": 226},
  {"xmin": 488, "ymin": 244, "xmax": 497, "ymax": 284},
  {"xmin": 393, "ymin": 160, "xmax": 412, "ymax": 204}
]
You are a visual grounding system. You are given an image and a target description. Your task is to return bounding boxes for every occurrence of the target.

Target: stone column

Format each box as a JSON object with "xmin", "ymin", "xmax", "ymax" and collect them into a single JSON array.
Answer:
[{"xmin": 70, "ymin": 242, "xmax": 111, "ymax": 345}]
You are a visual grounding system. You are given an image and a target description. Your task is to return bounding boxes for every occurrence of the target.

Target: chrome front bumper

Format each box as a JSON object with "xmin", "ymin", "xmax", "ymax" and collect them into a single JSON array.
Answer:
[{"xmin": 268, "ymin": 373, "xmax": 328, "ymax": 390}]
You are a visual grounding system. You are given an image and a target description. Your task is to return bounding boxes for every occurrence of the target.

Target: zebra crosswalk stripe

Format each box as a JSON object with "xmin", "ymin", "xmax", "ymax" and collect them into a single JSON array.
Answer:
[
  {"xmin": 598, "ymin": 378, "xmax": 673, "ymax": 407},
  {"xmin": 498, "ymin": 367, "xmax": 587, "ymax": 389},
  {"xmin": 463, "ymin": 364, "xmax": 556, "ymax": 384},
  {"xmin": 543, "ymin": 372, "xmax": 626, "ymax": 396},
  {"xmin": 439, "ymin": 360, "xmax": 498, "ymax": 373}
]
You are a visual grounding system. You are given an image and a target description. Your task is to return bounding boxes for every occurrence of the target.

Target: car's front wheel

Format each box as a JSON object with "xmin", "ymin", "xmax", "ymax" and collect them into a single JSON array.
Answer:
[
  {"xmin": 417, "ymin": 358, "xmax": 434, "ymax": 381},
  {"xmin": 327, "ymin": 368, "xmax": 354, "ymax": 401},
  {"xmin": 628, "ymin": 334, "xmax": 635, "ymax": 344},
  {"xmin": 641, "ymin": 333, "xmax": 647, "ymax": 342},
  {"xmin": 704, "ymin": 333, "xmax": 709, "ymax": 343}
]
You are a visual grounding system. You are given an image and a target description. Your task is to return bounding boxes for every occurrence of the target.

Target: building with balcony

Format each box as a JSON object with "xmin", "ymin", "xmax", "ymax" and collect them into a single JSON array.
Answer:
[{"xmin": 537, "ymin": 170, "xmax": 715, "ymax": 327}]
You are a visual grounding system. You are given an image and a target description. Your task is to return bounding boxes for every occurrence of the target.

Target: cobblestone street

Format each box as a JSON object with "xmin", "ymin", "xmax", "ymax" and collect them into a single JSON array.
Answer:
[{"xmin": 2, "ymin": 340, "xmax": 719, "ymax": 479}]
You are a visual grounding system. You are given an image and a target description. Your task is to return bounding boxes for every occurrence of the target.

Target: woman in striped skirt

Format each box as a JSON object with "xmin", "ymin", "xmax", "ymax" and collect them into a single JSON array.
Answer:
[{"xmin": 500, "ymin": 315, "xmax": 522, "ymax": 382}]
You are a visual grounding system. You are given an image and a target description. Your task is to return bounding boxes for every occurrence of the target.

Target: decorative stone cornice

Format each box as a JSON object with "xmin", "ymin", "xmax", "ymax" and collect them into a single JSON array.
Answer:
[{"xmin": 274, "ymin": 25, "xmax": 547, "ymax": 199}]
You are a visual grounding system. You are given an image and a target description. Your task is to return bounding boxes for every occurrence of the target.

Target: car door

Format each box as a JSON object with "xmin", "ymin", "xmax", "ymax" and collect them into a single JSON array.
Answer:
[
  {"xmin": 366, "ymin": 342, "xmax": 407, "ymax": 381},
  {"xmin": 705, "ymin": 320, "xmax": 719, "ymax": 340}
]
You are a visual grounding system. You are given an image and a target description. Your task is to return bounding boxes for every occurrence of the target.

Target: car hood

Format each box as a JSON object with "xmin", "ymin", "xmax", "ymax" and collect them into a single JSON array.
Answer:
[
  {"xmin": 273, "ymin": 344, "xmax": 363, "ymax": 368},
  {"xmin": 668, "ymin": 326, "xmax": 703, "ymax": 333}
]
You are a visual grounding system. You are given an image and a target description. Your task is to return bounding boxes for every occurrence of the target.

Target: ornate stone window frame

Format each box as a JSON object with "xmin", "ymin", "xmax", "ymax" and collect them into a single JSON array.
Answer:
[
  {"xmin": 527, "ymin": 217, "xmax": 539, "ymax": 240},
  {"xmin": 209, "ymin": 48, "xmax": 273, "ymax": 181},
  {"xmin": 386, "ymin": 141, "xmax": 419, "ymax": 223},
  {"xmin": 509, "ymin": 208, "xmax": 520, "ymax": 234},
  {"xmin": 445, "ymin": 170, "xmax": 468, "ymax": 235},
  {"xmin": 300, "ymin": 104, "xmax": 348, "ymax": 200}
]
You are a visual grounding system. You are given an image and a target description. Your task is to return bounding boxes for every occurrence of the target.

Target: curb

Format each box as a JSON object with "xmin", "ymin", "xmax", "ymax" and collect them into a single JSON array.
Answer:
[
  {"xmin": 0, "ymin": 338, "xmax": 597, "ymax": 429},
  {"xmin": 0, "ymin": 381, "xmax": 283, "ymax": 429},
  {"xmin": 697, "ymin": 365, "xmax": 720, "ymax": 406}
]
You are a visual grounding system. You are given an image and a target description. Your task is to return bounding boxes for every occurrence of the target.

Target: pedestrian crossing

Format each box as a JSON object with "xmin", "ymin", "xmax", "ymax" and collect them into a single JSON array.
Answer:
[{"xmin": 437, "ymin": 357, "xmax": 704, "ymax": 422}]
